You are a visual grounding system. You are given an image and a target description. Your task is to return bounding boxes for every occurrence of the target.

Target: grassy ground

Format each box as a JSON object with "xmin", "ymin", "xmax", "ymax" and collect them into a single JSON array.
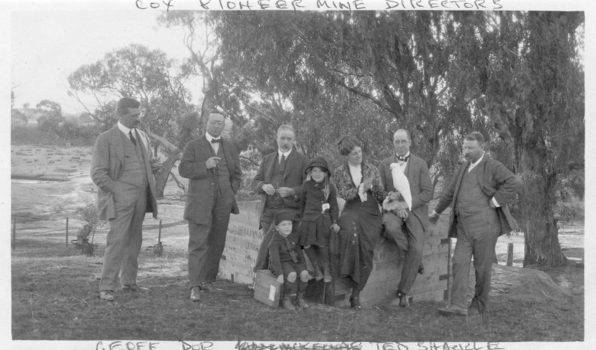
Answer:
[{"xmin": 12, "ymin": 236, "xmax": 584, "ymax": 342}]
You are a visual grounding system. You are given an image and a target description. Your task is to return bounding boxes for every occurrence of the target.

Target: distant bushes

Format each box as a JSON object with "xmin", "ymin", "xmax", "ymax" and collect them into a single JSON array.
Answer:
[{"xmin": 38, "ymin": 114, "xmax": 99, "ymax": 140}]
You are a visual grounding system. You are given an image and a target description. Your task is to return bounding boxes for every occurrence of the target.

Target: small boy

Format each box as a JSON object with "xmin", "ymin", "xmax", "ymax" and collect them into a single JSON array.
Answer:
[{"xmin": 269, "ymin": 210, "xmax": 311, "ymax": 310}]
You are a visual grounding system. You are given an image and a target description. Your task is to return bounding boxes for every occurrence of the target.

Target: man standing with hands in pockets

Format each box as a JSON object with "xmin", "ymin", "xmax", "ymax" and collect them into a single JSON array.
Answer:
[
  {"xmin": 179, "ymin": 112, "xmax": 242, "ymax": 302},
  {"xmin": 91, "ymin": 97, "xmax": 159, "ymax": 301}
]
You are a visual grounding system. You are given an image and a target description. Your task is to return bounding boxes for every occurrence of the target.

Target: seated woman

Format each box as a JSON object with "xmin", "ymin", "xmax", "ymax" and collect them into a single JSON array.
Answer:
[{"xmin": 332, "ymin": 136, "xmax": 385, "ymax": 310}]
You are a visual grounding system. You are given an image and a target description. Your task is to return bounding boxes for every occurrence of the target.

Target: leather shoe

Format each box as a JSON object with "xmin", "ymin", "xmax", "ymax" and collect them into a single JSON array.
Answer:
[
  {"xmin": 200, "ymin": 282, "xmax": 218, "ymax": 292},
  {"xmin": 99, "ymin": 291, "xmax": 114, "ymax": 301},
  {"xmin": 122, "ymin": 284, "xmax": 149, "ymax": 292},
  {"xmin": 437, "ymin": 305, "xmax": 467, "ymax": 316},
  {"xmin": 349, "ymin": 297, "xmax": 362, "ymax": 310},
  {"xmin": 190, "ymin": 287, "xmax": 201, "ymax": 302},
  {"xmin": 395, "ymin": 291, "xmax": 410, "ymax": 307}
]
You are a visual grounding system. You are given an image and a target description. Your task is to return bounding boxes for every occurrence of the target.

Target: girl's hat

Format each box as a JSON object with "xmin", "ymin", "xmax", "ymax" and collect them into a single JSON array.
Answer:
[
  {"xmin": 274, "ymin": 210, "xmax": 297, "ymax": 225},
  {"xmin": 305, "ymin": 156, "xmax": 332, "ymax": 176}
]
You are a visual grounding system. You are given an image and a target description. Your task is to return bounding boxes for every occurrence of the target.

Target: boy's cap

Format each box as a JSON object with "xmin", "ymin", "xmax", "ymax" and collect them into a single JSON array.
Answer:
[{"xmin": 274, "ymin": 210, "xmax": 296, "ymax": 225}]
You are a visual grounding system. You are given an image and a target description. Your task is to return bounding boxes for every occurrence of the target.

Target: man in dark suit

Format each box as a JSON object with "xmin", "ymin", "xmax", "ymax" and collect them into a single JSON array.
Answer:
[
  {"xmin": 91, "ymin": 97, "xmax": 159, "ymax": 301},
  {"xmin": 430, "ymin": 132, "xmax": 520, "ymax": 316},
  {"xmin": 379, "ymin": 129, "xmax": 433, "ymax": 307},
  {"xmin": 179, "ymin": 112, "xmax": 242, "ymax": 302},
  {"xmin": 251, "ymin": 125, "xmax": 310, "ymax": 274}
]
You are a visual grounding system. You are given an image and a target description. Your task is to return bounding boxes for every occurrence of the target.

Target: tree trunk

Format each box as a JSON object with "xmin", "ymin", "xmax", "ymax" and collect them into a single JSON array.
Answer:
[
  {"xmin": 154, "ymin": 151, "xmax": 180, "ymax": 198},
  {"xmin": 518, "ymin": 148, "xmax": 568, "ymax": 267}
]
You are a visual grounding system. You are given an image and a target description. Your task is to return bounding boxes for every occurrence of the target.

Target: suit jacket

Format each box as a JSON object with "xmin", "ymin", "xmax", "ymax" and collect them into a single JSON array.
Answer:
[
  {"xmin": 251, "ymin": 148, "xmax": 310, "ymax": 225},
  {"xmin": 179, "ymin": 136, "xmax": 242, "ymax": 224},
  {"xmin": 434, "ymin": 156, "xmax": 521, "ymax": 238},
  {"xmin": 91, "ymin": 125, "xmax": 158, "ymax": 221},
  {"xmin": 378, "ymin": 154, "xmax": 434, "ymax": 232}
]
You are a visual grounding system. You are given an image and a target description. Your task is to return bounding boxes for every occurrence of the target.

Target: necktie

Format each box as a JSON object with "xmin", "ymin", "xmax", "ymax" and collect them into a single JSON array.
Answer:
[
  {"xmin": 279, "ymin": 154, "xmax": 287, "ymax": 170},
  {"xmin": 211, "ymin": 138, "xmax": 221, "ymax": 143},
  {"xmin": 129, "ymin": 130, "xmax": 136, "ymax": 146},
  {"xmin": 396, "ymin": 154, "xmax": 409, "ymax": 162}
]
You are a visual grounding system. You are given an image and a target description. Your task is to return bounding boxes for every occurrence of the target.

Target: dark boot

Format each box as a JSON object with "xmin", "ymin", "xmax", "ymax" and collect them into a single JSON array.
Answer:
[
  {"xmin": 282, "ymin": 279, "xmax": 296, "ymax": 310},
  {"xmin": 349, "ymin": 288, "xmax": 361, "ymax": 310},
  {"xmin": 396, "ymin": 290, "xmax": 410, "ymax": 308},
  {"xmin": 296, "ymin": 293, "xmax": 309, "ymax": 309},
  {"xmin": 282, "ymin": 296, "xmax": 296, "ymax": 310},
  {"xmin": 296, "ymin": 280, "xmax": 310, "ymax": 309}
]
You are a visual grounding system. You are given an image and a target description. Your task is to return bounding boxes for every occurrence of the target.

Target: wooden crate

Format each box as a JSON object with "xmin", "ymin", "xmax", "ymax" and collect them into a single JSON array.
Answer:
[
  {"xmin": 225, "ymin": 200, "xmax": 452, "ymax": 309},
  {"xmin": 253, "ymin": 269, "xmax": 282, "ymax": 308}
]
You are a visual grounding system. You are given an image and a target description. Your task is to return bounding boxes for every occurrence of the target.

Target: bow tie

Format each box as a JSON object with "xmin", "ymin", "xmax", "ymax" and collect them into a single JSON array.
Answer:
[
  {"xmin": 396, "ymin": 154, "xmax": 409, "ymax": 162},
  {"xmin": 211, "ymin": 138, "xmax": 221, "ymax": 143}
]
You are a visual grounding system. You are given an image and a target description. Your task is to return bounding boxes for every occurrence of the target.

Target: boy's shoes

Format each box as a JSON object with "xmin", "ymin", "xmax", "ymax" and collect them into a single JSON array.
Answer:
[
  {"xmin": 282, "ymin": 297, "xmax": 296, "ymax": 310},
  {"xmin": 296, "ymin": 293, "xmax": 310, "ymax": 309}
]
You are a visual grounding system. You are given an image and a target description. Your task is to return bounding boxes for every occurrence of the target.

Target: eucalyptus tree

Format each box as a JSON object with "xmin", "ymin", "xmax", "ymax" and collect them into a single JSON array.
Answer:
[
  {"xmin": 211, "ymin": 11, "xmax": 584, "ymax": 266},
  {"xmin": 68, "ymin": 44, "xmax": 197, "ymax": 197},
  {"xmin": 468, "ymin": 12, "xmax": 585, "ymax": 266}
]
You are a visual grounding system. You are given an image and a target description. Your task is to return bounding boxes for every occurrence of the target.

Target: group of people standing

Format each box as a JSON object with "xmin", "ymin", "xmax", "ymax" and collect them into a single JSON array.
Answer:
[{"xmin": 91, "ymin": 98, "xmax": 521, "ymax": 318}]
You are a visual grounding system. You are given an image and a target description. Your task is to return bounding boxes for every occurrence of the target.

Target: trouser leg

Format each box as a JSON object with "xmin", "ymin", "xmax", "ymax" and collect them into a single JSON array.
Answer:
[
  {"xmin": 470, "ymin": 211, "xmax": 500, "ymax": 313},
  {"xmin": 203, "ymin": 187, "xmax": 234, "ymax": 283},
  {"xmin": 450, "ymin": 218, "xmax": 474, "ymax": 309},
  {"xmin": 99, "ymin": 184, "xmax": 143, "ymax": 291},
  {"xmin": 397, "ymin": 216, "xmax": 425, "ymax": 294},
  {"xmin": 120, "ymin": 186, "xmax": 147, "ymax": 285},
  {"xmin": 188, "ymin": 221, "xmax": 211, "ymax": 288}
]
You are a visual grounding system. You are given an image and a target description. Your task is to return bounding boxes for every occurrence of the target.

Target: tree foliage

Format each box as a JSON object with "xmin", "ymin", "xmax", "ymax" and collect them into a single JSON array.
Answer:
[
  {"xmin": 207, "ymin": 11, "xmax": 583, "ymax": 267},
  {"xmin": 68, "ymin": 44, "xmax": 199, "ymax": 197}
]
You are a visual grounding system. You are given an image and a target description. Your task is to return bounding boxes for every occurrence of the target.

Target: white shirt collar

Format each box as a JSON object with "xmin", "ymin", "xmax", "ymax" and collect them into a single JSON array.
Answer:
[
  {"xmin": 278, "ymin": 148, "xmax": 292, "ymax": 159},
  {"xmin": 468, "ymin": 154, "xmax": 485, "ymax": 171},
  {"xmin": 117, "ymin": 121, "xmax": 133, "ymax": 135},
  {"xmin": 206, "ymin": 133, "xmax": 221, "ymax": 143}
]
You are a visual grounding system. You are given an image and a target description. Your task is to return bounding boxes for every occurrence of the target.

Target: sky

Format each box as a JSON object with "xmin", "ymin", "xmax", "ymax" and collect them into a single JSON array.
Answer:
[{"xmin": 11, "ymin": 8, "xmax": 200, "ymax": 115}]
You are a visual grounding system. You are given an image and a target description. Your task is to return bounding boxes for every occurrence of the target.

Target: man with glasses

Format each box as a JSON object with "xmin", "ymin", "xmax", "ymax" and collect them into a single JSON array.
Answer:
[{"xmin": 179, "ymin": 112, "xmax": 242, "ymax": 302}]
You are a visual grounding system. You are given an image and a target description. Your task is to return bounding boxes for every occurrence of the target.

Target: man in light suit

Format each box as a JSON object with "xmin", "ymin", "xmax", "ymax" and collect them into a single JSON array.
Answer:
[
  {"xmin": 379, "ymin": 129, "xmax": 433, "ymax": 307},
  {"xmin": 91, "ymin": 97, "xmax": 158, "ymax": 301},
  {"xmin": 251, "ymin": 125, "xmax": 310, "ymax": 274},
  {"xmin": 430, "ymin": 132, "xmax": 520, "ymax": 316},
  {"xmin": 179, "ymin": 112, "xmax": 242, "ymax": 302}
]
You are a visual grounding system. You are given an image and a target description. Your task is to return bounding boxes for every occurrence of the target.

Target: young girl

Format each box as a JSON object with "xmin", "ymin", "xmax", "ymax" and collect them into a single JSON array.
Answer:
[
  {"xmin": 298, "ymin": 157, "xmax": 340, "ymax": 283},
  {"xmin": 269, "ymin": 210, "xmax": 310, "ymax": 310}
]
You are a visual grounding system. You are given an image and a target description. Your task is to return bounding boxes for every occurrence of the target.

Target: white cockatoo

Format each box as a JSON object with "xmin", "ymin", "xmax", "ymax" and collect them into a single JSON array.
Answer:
[{"xmin": 384, "ymin": 163, "xmax": 412, "ymax": 210}]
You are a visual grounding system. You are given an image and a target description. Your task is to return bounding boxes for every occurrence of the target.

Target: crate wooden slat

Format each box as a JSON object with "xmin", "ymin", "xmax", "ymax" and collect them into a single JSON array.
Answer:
[
  {"xmin": 253, "ymin": 269, "xmax": 282, "ymax": 308},
  {"xmin": 222, "ymin": 200, "xmax": 452, "ymax": 308}
]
